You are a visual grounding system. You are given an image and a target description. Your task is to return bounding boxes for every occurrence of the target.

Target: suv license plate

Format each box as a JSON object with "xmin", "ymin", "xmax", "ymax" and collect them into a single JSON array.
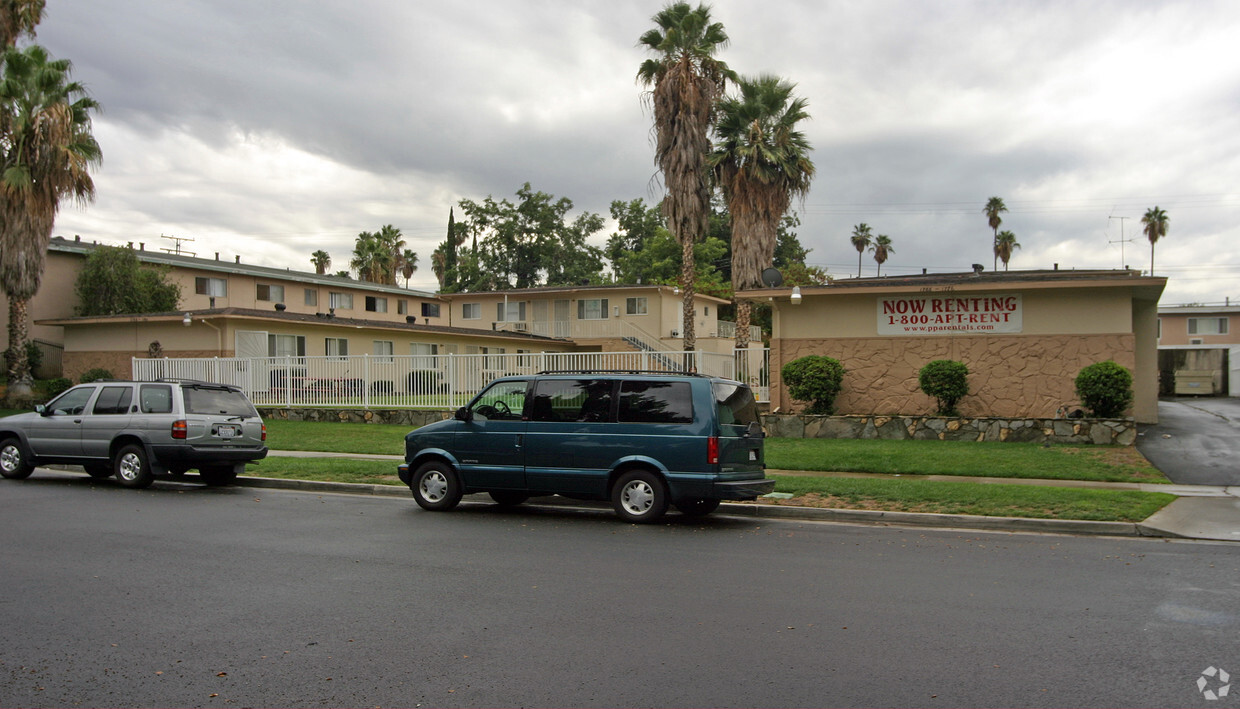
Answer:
[
  {"xmin": 217, "ymin": 425, "xmax": 239, "ymax": 438},
  {"xmin": 748, "ymin": 449, "xmax": 758, "ymax": 461}
]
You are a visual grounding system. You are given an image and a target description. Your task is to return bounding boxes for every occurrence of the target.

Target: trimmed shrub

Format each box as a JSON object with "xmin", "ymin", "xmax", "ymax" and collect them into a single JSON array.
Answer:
[
  {"xmin": 406, "ymin": 370, "xmax": 438, "ymax": 393},
  {"xmin": 781, "ymin": 355, "xmax": 845, "ymax": 415},
  {"xmin": 79, "ymin": 367, "xmax": 115, "ymax": 383},
  {"xmin": 918, "ymin": 360, "xmax": 969, "ymax": 416},
  {"xmin": 41, "ymin": 377, "xmax": 74, "ymax": 398},
  {"xmin": 1075, "ymin": 360, "xmax": 1133, "ymax": 418}
]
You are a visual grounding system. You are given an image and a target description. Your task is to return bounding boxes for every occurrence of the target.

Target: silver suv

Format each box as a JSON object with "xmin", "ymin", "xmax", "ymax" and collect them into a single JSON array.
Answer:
[{"xmin": 0, "ymin": 379, "xmax": 267, "ymax": 489}]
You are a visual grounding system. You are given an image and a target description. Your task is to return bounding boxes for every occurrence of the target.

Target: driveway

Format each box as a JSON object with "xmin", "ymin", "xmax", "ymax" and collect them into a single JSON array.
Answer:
[{"xmin": 1137, "ymin": 397, "xmax": 1240, "ymax": 486}]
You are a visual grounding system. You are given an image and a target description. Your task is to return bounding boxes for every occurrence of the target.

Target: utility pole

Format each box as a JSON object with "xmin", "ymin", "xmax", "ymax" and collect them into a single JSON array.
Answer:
[
  {"xmin": 160, "ymin": 233, "xmax": 196, "ymax": 257},
  {"xmin": 1108, "ymin": 215, "xmax": 1133, "ymax": 269}
]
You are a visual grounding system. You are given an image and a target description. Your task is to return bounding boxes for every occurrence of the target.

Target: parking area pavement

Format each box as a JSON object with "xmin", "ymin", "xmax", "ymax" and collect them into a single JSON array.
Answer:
[{"xmin": 1137, "ymin": 397, "xmax": 1240, "ymax": 486}]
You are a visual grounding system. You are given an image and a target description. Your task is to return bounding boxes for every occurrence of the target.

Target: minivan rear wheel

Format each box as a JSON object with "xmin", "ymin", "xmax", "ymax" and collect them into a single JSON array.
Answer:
[
  {"xmin": 612, "ymin": 470, "xmax": 669, "ymax": 524},
  {"xmin": 675, "ymin": 498, "xmax": 721, "ymax": 517},
  {"xmin": 411, "ymin": 461, "xmax": 463, "ymax": 511}
]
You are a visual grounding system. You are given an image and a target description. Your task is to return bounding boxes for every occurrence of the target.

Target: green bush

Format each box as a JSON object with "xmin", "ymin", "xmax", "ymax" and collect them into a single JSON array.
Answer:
[
  {"xmin": 918, "ymin": 360, "xmax": 969, "ymax": 416},
  {"xmin": 1075, "ymin": 361, "xmax": 1133, "ymax": 418},
  {"xmin": 41, "ymin": 378, "xmax": 74, "ymax": 398},
  {"xmin": 781, "ymin": 355, "xmax": 845, "ymax": 415},
  {"xmin": 79, "ymin": 367, "xmax": 116, "ymax": 383}
]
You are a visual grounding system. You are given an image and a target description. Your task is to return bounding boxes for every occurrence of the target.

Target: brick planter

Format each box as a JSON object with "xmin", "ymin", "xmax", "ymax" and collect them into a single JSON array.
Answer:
[{"xmin": 762, "ymin": 413, "xmax": 1136, "ymax": 445}]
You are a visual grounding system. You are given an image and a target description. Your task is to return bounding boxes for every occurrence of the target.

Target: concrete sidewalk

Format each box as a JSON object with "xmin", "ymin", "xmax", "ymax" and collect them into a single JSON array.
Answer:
[{"xmin": 261, "ymin": 450, "xmax": 1240, "ymax": 542}]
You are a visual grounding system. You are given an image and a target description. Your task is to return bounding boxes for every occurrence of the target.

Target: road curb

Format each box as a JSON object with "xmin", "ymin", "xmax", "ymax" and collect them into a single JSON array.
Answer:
[{"xmin": 236, "ymin": 475, "xmax": 1154, "ymax": 538}]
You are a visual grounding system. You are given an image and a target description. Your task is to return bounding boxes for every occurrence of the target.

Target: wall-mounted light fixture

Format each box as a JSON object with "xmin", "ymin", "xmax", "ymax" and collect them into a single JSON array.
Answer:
[
  {"xmin": 182, "ymin": 313, "xmax": 192, "ymax": 327},
  {"xmin": 790, "ymin": 286, "xmax": 802, "ymax": 305}
]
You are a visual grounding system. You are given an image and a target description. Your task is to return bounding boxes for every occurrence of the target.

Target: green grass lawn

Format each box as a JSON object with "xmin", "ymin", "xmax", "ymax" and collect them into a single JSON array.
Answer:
[
  {"xmin": 766, "ymin": 437, "xmax": 1167, "ymax": 484},
  {"xmin": 264, "ymin": 419, "xmax": 409, "ymax": 455}
]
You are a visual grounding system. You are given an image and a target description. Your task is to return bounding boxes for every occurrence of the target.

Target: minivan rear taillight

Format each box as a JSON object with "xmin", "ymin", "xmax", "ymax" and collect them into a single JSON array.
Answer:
[
  {"xmin": 171, "ymin": 420, "xmax": 187, "ymax": 439},
  {"xmin": 261, "ymin": 423, "xmax": 267, "ymax": 441},
  {"xmin": 707, "ymin": 436, "xmax": 719, "ymax": 464}
]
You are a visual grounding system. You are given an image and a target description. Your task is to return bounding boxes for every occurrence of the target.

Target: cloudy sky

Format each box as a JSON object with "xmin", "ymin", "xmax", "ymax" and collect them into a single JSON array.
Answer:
[{"xmin": 33, "ymin": 0, "xmax": 1240, "ymax": 303}]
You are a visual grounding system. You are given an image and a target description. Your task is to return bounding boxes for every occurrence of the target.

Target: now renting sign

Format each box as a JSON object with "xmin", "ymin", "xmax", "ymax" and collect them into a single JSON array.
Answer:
[{"xmin": 878, "ymin": 293, "xmax": 1022, "ymax": 335}]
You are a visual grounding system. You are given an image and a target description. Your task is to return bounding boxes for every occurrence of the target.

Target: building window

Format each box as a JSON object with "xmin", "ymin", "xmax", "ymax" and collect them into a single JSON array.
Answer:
[
  {"xmin": 626, "ymin": 297, "xmax": 648, "ymax": 315},
  {"xmin": 497, "ymin": 301, "xmax": 526, "ymax": 322},
  {"xmin": 462, "ymin": 303, "xmax": 481, "ymax": 320},
  {"xmin": 411, "ymin": 342, "xmax": 438, "ymax": 369},
  {"xmin": 304, "ymin": 289, "xmax": 318, "ymax": 307},
  {"xmin": 422, "ymin": 302, "xmax": 441, "ymax": 318},
  {"xmin": 703, "ymin": 306, "xmax": 709, "ymax": 316},
  {"xmin": 373, "ymin": 340, "xmax": 394, "ymax": 362},
  {"xmin": 325, "ymin": 337, "xmax": 348, "ymax": 358},
  {"xmin": 578, "ymin": 298, "xmax": 608, "ymax": 320},
  {"xmin": 365, "ymin": 296, "xmax": 388, "ymax": 313},
  {"xmin": 256, "ymin": 284, "xmax": 285, "ymax": 302},
  {"xmin": 329, "ymin": 292, "xmax": 353, "ymax": 310},
  {"xmin": 397, "ymin": 299, "xmax": 408, "ymax": 315},
  {"xmin": 268, "ymin": 334, "xmax": 306, "ymax": 360},
  {"xmin": 1188, "ymin": 317, "xmax": 1228, "ymax": 336},
  {"xmin": 195, "ymin": 277, "xmax": 227, "ymax": 297}
]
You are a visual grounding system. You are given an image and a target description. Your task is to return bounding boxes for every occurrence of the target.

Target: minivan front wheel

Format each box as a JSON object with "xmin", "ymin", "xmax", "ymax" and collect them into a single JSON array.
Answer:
[
  {"xmin": 114, "ymin": 444, "xmax": 154, "ymax": 489},
  {"xmin": 411, "ymin": 461, "xmax": 463, "ymax": 511},
  {"xmin": 612, "ymin": 470, "xmax": 669, "ymax": 524}
]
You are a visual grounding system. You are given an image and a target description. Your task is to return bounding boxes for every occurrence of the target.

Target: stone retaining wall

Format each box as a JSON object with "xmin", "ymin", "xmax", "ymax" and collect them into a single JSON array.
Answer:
[
  {"xmin": 763, "ymin": 413, "xmax": 1136, "ymax": 445},
  {"xmin": 258, "ymin": 407, "xmax": 453, "ymax": 428}
]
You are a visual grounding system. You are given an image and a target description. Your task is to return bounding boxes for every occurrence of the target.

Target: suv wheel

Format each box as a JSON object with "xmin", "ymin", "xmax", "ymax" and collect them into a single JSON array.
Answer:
[
  {"xmin": 411, "ymin": 461, "xmax": 462, "ymax": 511},
  {"xmin": 674, "ymin": 498, "xmax": 721, "ymax": 517},
  {"xmin": 200, "ymin": 466, "xmax": 237, "ymax": 487},
  {"xmin": 0, "ymin": 438, "xmax": 34, "ymax": 480},
  {"xmin": 114, "ymin": 444, "xmax": 154, "ymax": 489},
  {"xmin": 612, "ymin": 470, "xmax": 669, "ymax": 524}
]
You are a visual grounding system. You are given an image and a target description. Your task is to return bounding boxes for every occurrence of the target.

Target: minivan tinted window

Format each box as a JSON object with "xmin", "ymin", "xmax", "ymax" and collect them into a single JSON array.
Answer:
[
  {"xmin": 531, "ymin": 379, "xmax": 614, "ymax": 422},
  {"xmin": 617, "ymin": 380, "xmax": 693, "ymax": 424},
  {"xmin": 713, "ymin": 381, "xmax": 758, "ymax": 426}
]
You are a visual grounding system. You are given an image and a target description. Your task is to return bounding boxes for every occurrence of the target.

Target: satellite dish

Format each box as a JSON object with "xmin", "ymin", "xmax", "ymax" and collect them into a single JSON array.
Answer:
[{"xmin": 760, "ymin": 267, "xmax": 784, "ymax": 288}]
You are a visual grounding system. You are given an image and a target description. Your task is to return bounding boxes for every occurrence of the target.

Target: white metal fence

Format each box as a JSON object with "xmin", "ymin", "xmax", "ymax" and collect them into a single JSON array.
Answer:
[{"xmin": 132, "ymin": 349, "xmax": 771, "ymax": 408}]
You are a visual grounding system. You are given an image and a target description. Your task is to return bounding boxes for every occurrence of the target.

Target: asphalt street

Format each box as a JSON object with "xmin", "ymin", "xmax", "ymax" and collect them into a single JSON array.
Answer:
[
  {"xmin": 2, "ymin": 476, "xmax": 1238, "ymax": 708},
  {"xmin": 1138, "ymin": 398, "xmax": 1240, "ymax": 486}
]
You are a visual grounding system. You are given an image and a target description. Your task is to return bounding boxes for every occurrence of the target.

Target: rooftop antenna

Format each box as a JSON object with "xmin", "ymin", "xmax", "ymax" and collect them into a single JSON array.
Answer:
[
  {"xmin": 160, "ymin": 233, "xmax": 196, "ymax": 257},
  {"xmin": 1107, "ymin": 214, "xmax": 1133, "ymax": 268}
]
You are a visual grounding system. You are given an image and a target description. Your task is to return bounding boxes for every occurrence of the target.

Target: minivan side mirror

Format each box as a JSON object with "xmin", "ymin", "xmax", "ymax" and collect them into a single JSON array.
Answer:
[{"xmin": 454, "ymin": 406, "xmax": 473, "ymax": 422}]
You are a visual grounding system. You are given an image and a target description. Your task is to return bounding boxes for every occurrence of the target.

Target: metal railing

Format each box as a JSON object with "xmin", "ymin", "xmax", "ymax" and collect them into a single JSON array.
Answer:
[{"xmin": 133, "ymin": 349, "xmax": 771, "ymax": 407}]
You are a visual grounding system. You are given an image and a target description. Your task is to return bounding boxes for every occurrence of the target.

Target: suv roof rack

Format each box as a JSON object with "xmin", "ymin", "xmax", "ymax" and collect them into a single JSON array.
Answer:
[
  {"xmin": 535, "ymin": 369, "xmax": 707, "ymax": 377},
  {"xmin": 154, "ymin": 378, "xmax": 238, "ymax": 388}
]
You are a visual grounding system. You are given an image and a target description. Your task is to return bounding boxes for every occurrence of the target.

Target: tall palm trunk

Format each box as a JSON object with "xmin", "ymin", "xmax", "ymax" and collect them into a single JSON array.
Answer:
[{"xmin": 5, "ymin": 298, "xmax": 32, "ymax": 398}]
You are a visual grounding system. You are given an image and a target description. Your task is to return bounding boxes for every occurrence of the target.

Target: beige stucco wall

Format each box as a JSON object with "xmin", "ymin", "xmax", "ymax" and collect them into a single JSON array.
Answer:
[
  {"xmin": 0, "ymin": 250, "xmax": 80, "ymax": 348},
  {"xmin": 1156, "ymin": 311, "xmax": 1240, "ymax": 346}
]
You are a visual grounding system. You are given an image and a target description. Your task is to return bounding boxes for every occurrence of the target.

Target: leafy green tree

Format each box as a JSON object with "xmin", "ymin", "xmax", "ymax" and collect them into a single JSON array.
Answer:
[
  {"xmin": 849, "ymin": 223, "xmax": 872, "ymax": 278},
  {"xmin": 73, "ymin": 245, "xmax": 181, "ymax": 316},
  {"xmin": 871, "ymin": 234, "xmax": 894, "ymax": 276},
  {"xmin": 710, "ymin": 74, "xmax": 815, "ymax": 351},
  {"xmin": 918, "ymin": 360, "xmax": 969, "ymax": 416},
  {"xmin": 984, "ymin": 196, "xmax": 1007, "ymax": 271},
  {"xmin": 457, "ymin": 183, "xmax": 604, "ymax": 290},
  {"xmin": 995, "ymin": 230, "xmax": 1020, "ymax": 271},
  {"xmin": 606, "ymin": 198, "xmax": 664, "ymax": 282},
  {"xmin": 1, "ymin": 44, "xmax": 101, "ymax": 401},
  {"xmin": 638, "ymin": 1, "xmax": 735, "ymax": 354},
  {"xmin": 432, "ymin": 207, "xmax": 466, "ymax": 292},
  {"xmin": 1141, "ymin": 206, "xmax": 1169, "ymax": 275},
  {"xmin": 310, "ymin": 249, "xmax": 331, "ymax": 275}
]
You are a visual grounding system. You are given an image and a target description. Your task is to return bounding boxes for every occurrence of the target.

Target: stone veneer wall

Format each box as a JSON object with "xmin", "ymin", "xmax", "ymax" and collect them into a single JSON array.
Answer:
[
  {"xmin": 772, "ymin": 333, "xmax": 1136, "ymax": 419},
  {"xmin": 764, "ymin": 413, "xmax": 1136, "ymax": 445}
]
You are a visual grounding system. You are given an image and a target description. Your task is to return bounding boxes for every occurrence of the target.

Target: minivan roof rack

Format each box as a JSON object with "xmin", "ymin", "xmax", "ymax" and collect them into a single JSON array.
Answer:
[{"xmin": 535, "ymin": 369, "xmax": 708, "ymax": 377}]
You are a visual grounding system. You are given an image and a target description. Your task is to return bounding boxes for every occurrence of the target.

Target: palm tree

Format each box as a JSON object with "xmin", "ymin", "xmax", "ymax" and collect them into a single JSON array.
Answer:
[
  {"xmin": 1, "ymin": 0, "xmax": 43, "ymax": 47},
  {"xmin": 710, "ymin": 74, "xmax": 814, "ymax": 351},
  {"xmin": 871, "ymin": 234, "xmax": 894, "ymax": 276},
  {"xmin": 349, "ymin": 231, "xmax": 390, "ymax": 283},
  {"xmin": 1141, "ymin": 206, "xmax": 1169, "ymax": 275},
  {"xmin": 638, "ymin": 1, "xmax": 735, "ymax": 356},
  {"xmin": 995, "ymin": 230, "xmax": 1020, "ymax": 271},
  {"xmin": 0, "ymin": 44, "xmax": 101, "ymax": 400},
  {"xmin": 376, "ymin": 224, "xmax": 405, "ymax": 285},
  {"xmin": 850, "ymin": 223, "xmax": 873, "ymax": 277},
  {"xmin": 984, "ymin": 196, "xmax": 1007, "ymax": 271},
  {"xmin": 400, "ymin": 248, "xmax": 418, "ymax": 288},
  {"xmin": 310, "ymin": 249, "xmax": 331, "ymax": 275}
]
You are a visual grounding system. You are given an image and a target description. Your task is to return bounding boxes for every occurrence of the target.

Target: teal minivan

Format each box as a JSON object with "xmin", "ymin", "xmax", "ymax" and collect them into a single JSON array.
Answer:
[{"xmin": 397, "ymin": 371, "xmax": 773, "ymax": 523}]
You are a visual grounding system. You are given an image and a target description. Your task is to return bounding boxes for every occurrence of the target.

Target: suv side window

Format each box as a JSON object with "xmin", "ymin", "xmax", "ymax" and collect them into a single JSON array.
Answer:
[
  {"xmin": 139, "ymin": 385, "xmax": 173, "ymax": 414},
  {"xmin": 47, "ymin": 386, "xmax": 95, "ymax": 416},
  {"xmin": 530, "ymin": 379, "xmax": 615, "ymax": 422},
  {"xmin": 92, "ymin": 386, "xmax": 134, "ymax": 415},
  {"xmin": 617, "ymin": 380, "xmax": 693, "ymax": 424}
]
